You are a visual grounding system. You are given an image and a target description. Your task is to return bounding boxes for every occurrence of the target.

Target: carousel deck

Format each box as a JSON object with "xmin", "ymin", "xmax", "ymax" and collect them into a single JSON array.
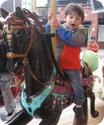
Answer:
[
  {"xmin": 0, "ymin": 90, "xmax": 103, "ymax": 125},
  {"xmin": 27, "ymin": 97, "xmax": 104, "ymax": 125}
]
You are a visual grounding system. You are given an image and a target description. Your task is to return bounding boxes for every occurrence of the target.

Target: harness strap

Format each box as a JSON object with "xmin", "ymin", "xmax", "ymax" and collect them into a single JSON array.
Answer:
[
  {"xmin": 21, "ymin": 67, "xmax": 56, "ymax": 117},
  {"xmin": 45, "ymin": 33, "xmax": 68, "ymax": 80}
]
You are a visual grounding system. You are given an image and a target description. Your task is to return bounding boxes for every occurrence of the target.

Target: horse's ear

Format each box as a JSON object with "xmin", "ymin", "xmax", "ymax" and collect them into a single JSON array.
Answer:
[
  {"xmin": 15, "ymin": 7, "xmax": 25, "ymax": 19},
  {"xmin": 0, "ymin": 8, "xmax": 9, "ymax": 19}
]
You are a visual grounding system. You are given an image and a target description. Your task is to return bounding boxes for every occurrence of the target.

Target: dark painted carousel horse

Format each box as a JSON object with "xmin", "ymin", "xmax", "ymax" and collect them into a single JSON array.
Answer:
[{"xmin": 1, "ymin": 7, "xmax": 99, "ymax": 125}]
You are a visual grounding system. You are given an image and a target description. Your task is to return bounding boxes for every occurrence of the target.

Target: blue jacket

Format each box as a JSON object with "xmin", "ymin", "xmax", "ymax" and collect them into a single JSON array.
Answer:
[{"xmin": 57, "ymin": 27, "xmax": 87, "ymax": 47}]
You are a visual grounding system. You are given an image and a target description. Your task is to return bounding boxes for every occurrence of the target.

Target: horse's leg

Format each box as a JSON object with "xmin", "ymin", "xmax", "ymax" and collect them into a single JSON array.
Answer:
[
  {"xmin": 39, "ymin": 105, "xmax": 62, "ymax": 125},
  {"xmin": 73, "ymin": 96, "xmax": 88, "ymax": 125},
  {"xmin": 82, "ymin": 96, "xmax": 88, "ymax": 125},
  {"xmin": 88, "ymin": 91, "xmax": 99, "ymax": 117},
  {"xmin": 6, "ymin": 109, "xmax": 32, "ymax": 125}
]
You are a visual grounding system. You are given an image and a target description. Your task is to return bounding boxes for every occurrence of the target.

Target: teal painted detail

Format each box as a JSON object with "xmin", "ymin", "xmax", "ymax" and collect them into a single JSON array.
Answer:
[
  {"xmin": 21, "ymin": 67, "xmax": 56, "ymax": 117},
  {"xmin": 52, "ymin": 93, "xmax": 68, "ymax": 99}
]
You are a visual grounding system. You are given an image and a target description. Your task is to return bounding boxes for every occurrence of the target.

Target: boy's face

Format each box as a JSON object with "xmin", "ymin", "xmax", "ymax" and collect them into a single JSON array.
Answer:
[{"xmin": 65, "ymin": 12, "xmax": 82, "ymax": 30}]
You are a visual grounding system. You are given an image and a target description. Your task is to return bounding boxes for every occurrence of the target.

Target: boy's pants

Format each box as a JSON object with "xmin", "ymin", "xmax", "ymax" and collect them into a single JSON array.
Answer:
[{"xmin": 64, "ymin": 70, "xmax": 85, "ymax": 106}]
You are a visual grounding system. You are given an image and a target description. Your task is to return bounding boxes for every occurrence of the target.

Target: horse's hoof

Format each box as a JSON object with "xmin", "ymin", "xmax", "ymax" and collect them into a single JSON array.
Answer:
[{"xmin": 91, "ymin": 111, "xmax": 99, "ymax": 118}]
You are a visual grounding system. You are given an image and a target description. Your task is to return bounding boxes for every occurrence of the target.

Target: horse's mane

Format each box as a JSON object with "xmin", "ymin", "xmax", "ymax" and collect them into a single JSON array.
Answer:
[{"xmin": 5, "ymin": 7, "xmax": 44, "ymax": 32}]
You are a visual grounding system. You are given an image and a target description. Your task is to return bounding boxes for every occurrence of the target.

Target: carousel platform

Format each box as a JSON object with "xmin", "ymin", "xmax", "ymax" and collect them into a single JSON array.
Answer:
[
  {"xmin": 0, "ymin": 96, "xmax": 103, "ymax": 125},
  {"xmin": 27, "ymin": 97, "xmax": 104, "ymax": 125}
]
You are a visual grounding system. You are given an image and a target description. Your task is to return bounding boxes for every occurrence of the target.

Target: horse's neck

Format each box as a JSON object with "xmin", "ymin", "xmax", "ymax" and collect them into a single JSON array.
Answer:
[{"xmin": 28, "ymin": 43, "xmax": 52, "ymax": 83}]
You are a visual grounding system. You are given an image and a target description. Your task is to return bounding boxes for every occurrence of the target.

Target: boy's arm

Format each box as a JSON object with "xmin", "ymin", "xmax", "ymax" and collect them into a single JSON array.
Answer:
[{"xmin": 57, "ymin": 27, "xmax": 88, "ymax": 47}]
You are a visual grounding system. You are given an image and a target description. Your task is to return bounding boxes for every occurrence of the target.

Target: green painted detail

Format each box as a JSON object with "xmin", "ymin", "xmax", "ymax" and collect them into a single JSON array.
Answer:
[
  {"xmin": 81, "ymin": 50, "xmax": 99, "ymax": 72},
  {"xmin": 21, "ymin": 67, "xmax": 56, "ymax": 117}
]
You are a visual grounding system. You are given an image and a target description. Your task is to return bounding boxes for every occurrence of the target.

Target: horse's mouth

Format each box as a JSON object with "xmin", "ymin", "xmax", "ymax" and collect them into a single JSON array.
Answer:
[
  {"xmin": 14, "ymin": 67, "xmax": 24, "ymax": 75},
  {"xmin": 7, "ymin": 59, "xmax": 24, "ymax": 75}
]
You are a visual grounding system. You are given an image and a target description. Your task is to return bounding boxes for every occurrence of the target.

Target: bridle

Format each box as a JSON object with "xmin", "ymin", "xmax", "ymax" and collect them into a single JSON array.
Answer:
[
  {"xmin": 3, "ymin": 7, "xmax": 44, "ymax": 59},
  {"xmin": 5, "ymin": 25, "xmax": 35, "ymax": 59}
]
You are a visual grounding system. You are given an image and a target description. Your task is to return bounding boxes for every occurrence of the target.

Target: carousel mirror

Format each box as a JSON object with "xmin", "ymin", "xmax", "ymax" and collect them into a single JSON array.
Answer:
[{"xmin": 90, "ymin": 0, "xmax": 104, "ymax": 13}]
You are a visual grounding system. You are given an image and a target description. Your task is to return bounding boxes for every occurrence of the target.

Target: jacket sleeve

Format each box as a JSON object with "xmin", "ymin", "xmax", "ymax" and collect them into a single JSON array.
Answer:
[
  {"xmin": 56, "ymin": 27, "xmax": 88, "ymax": 47},
  {"xmin": 45, "ymin": 23, "xmax": 51, "ymax": 33}
]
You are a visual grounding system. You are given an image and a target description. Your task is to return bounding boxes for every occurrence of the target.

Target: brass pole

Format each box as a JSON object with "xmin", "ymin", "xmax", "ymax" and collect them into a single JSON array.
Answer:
[
  {"xmin": 50, "ymin": 0, "xmax": 57, "ymax": 55},
  {"xmin": 32, "ymin": 0, "xmax": 36, "ymax": 12}
]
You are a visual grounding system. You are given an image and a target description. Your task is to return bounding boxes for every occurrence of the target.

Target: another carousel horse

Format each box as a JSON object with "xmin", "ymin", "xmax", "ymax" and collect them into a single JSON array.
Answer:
[
  {"xmin": 0, "ymin": 20, "xmax": 16, "ymax": 116},
  {"xmin": 0, "ymin": 7, "xmax": 99, "ymax": 125}
]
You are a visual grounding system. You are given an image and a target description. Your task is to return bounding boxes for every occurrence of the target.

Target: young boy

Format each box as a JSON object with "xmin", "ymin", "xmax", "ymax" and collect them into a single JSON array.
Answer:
[{"xmin": 48, "ymin": 3, "xmax": 88, "ymax": 121}]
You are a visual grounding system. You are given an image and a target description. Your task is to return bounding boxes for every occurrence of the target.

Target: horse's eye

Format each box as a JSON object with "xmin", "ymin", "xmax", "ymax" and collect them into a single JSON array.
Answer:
[{"xmin": 13, "ymin": 31, "xmax": 22, "ymax": 37}]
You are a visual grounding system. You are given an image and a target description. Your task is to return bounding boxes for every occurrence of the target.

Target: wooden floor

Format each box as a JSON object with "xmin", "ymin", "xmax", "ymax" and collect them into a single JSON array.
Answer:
[{"xmin": 27, "ymin": 97, "xmax": 104, "ymax": 125}]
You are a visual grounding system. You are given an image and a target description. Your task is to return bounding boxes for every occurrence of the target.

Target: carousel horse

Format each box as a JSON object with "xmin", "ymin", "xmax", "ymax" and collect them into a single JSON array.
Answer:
[
  {"xmin": 0, "ymin": 21, "xmax": 16, "ymax": 115},
  {"xmin": 0, "ymin": 7, "xmax": 99, "ymax": 125}
]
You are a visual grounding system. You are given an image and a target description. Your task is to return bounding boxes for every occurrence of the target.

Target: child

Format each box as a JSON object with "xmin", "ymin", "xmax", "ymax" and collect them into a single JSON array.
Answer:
[{"xmin": 48, "ymin": 3, "xmax": 88, "ymax": 121}]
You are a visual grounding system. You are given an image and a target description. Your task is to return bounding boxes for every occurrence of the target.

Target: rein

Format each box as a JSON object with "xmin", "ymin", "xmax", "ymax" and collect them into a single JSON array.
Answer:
[
  {"xmin": 45, "ymin": 33, "xmax": 68, "ymax": 81},
  {"xmin": 5, "ymin": 25, "xmax": 55, "ymax": 86},
  {"xmin": 23, "ymin": 58, "xmax": 55, "ymax": 86},
  {"xmin": 21, "ymin": 66, "xmax": 56, "ymax": 117},
  {"xmin": 4, "ymin": 8, "xmax": 65, "ymax": 86},
  {"xmin": 4, "ymin": 24, "xmax": 49, "ymax": 85}
]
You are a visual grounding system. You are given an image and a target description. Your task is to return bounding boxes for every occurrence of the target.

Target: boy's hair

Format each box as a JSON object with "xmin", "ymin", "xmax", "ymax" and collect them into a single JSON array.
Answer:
[{"xmin": 64, "ymin": 3, "xmax": 84, "ymax": 21}]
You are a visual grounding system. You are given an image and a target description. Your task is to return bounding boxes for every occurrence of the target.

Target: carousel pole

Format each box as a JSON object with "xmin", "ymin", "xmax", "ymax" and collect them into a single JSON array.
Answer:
[
  {"xmin": 32, "ymin": 0, "xmax": 36, "ymax": 12},
  {"xmin": 13, "ymin": 0, "xmax": 15, "ymax": 12},
  {"xmin": 50, "ymin": 0, "xmax": 57, "ymax": 56}
]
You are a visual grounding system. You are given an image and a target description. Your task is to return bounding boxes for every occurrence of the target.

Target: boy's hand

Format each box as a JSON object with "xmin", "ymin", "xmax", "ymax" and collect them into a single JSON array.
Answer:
[
  {"xmin": 48, "ymin": 9, "xmax": 60, "ymax": 28},
  {"xmin": 50, "ymin": 19, "xmax": 60, "ymax": 28}
]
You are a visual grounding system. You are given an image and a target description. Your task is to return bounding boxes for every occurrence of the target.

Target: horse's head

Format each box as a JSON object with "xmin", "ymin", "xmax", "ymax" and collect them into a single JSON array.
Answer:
[
  {"xmin": 2, "ymin": 7, "xmax": 53, "ymax": 84},
  {"xmin": 1, "ymin": 7, "xmax": 45, "ymax": 74}
]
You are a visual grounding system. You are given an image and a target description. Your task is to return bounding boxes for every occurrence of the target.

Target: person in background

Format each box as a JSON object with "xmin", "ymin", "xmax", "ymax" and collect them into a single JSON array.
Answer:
[
  {"xmin": 0, "ymin": 19, "xmax": 16, "ymax": 116},
  {"xmin": 47, "ymin": 3, "xmax": 88, "ymax": 121},
  {"xmin": 87, "ymin": 36, "xmax": 99, "ymax": 52},
  {"xmin": 0, "ymin": 72, "xmax": 16, "ymax": 116}
]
